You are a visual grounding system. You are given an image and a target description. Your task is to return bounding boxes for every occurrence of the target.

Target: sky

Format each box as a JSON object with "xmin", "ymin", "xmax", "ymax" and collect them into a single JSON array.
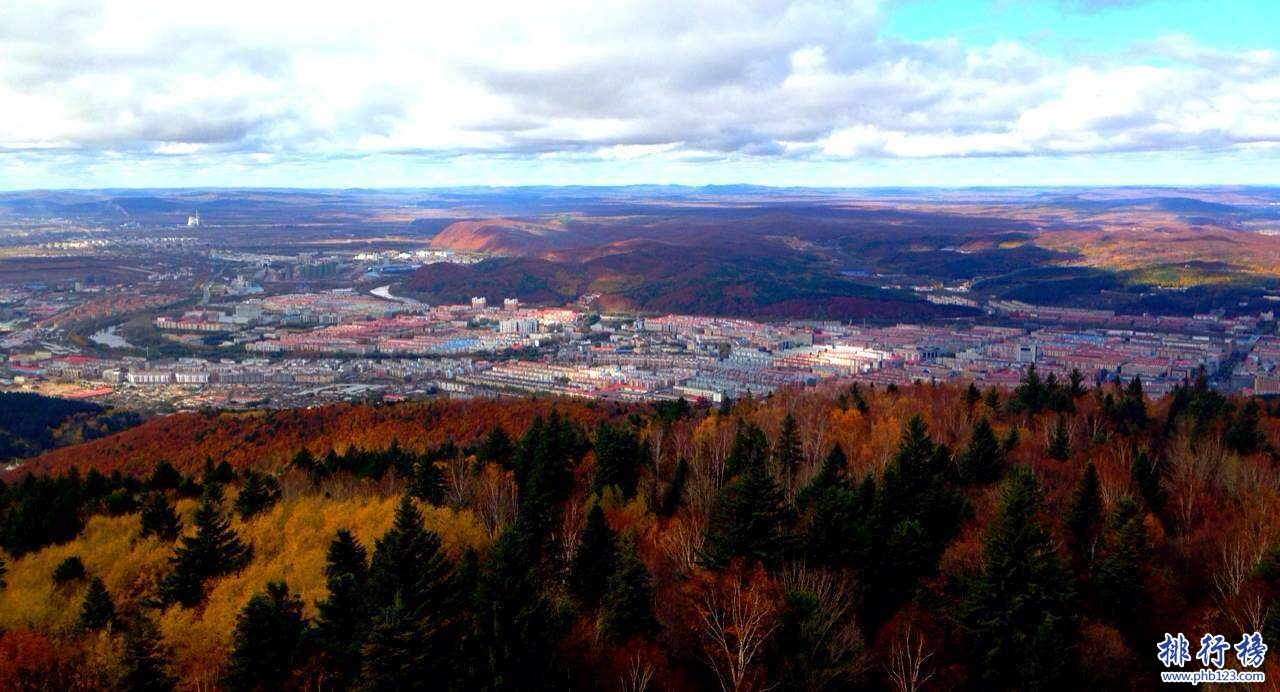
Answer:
[{"xmin": 1, "ymin": 0, "xmax": 1278, "ymax": 190}]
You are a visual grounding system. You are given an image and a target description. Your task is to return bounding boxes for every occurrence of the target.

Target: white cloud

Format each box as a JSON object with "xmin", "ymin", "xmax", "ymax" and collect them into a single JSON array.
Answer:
[{"xmin": 0, "ymin": 0, "xmax": 1276, "ymax": 187}]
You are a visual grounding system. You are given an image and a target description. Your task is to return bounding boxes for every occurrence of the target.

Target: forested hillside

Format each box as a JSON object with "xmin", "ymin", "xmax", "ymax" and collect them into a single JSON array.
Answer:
[
  {"xmin": 0, "ymin": 393, "xmax": 142, "ymax": 464},
  {"xmin": 2, "ymin": 374, "xmax": 1279, "ymax": 690}
]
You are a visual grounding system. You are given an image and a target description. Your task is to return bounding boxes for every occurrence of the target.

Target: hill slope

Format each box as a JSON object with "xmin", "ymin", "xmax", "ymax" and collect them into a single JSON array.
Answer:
[{"xmin": 3, "ymin": 382, "xmax": 1280, "ymax": 688}]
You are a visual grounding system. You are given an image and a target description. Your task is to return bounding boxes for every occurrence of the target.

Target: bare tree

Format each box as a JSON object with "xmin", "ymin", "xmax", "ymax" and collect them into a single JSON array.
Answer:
[
  {"xmin": 661, "ymin": 516, "xmax": 706, "ymax": 576},
  {"xmin": 473, "ymin": 467, "xmax": 519, "ymax": 536},
  {"xmin": 697, "ymin": 580, "xmax": 778, "ymax": 692},
  {"xmin": 1164, "ymin": 437, "xmax": 1230, "ymax": 534},
  {"xmin": 620, "ymin": 650, "xmax": 656, "ymax": 692},
  {"xmin": 647, "ymin": 422, "xmax": 668, "ymax": 505},
  {"xmin": 557, "ymin": 499, "xmax": 586, "ymax": 567},
  {"xmin": 442, "ymin": 455, "xmax": 475, "ymax": 508},
  {"xmin": 885, "ymin": 624, "xmax": 936, "ymax": 692}
]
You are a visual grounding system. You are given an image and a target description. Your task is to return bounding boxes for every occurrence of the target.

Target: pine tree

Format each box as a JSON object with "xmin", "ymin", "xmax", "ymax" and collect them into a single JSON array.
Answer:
[
  {"xmin": 601, "ymin": 531, "xmax": 658, "ymax": 641},
  {"xmin": 222, "ymin": 581, "xmax": 307, "ymax": 692},
  {"xmin": 1047, "ymin": 416, "xmax": 1070, "ymax": 461},
  {"xmin": 966, "ymin": 468, "xmax": 1078, "ymax": 688},
  {"xmin": 359, "ymin": 596, "xmax": 439, "ymax": 691},
  {"xmin": 157, "ymin": 491, "xmax": 253, "ymax": 607},
  {"xmin": 289, "ymin": 448, "xmax": 316, "ymax": 475},
  {"xmin": 234, "ymin": 471, "xmax": 281, "ymax": 520},
  {"xmin": 659, "ymin": 456, "xmax": 689, "ymax": 517},
  {"xmin": 315, "ymin": 529, "xmax": 371, "ymax": 686},
  {"xmin": 475, "ymin": 526, "xmax": 563, "ymax": 690},
  {"xmin": 478, "ymin": 426, "xmax": 515, "ymax": 468},
  {"xmin": 591, "ymin": 422, "xmax": 642, "ymax": 498},
  {"xmin": 725, "ymin": 422, "xmax": 768, "ymax": 477},
  {"xmin": 773, "ymin": 413, "xmax": 803, "ymax": 487},
  {"xmin": 964, "ymin": 382, "xmax": 981, "ymax": 409},
  {"xmin": 77, "ymin": 576, "xmax": 116, "ymax": 631},
  {"xmin": 121, "ymin": 612, "xmax": 177, "ymax": 692},
  {"xmin": 797, "ymin": 444, "xmax": 848, "ymax": 508},
  {"xmin": 53, "ymin": 555, "xmax": 86, "ymax": 583},
  {"xmin": 139, "ymin": 492, "xmax": 182, "ymax": 541},
  {"xmin": 960, "ymin": 418, "xmax": 1005, "ymax": 484},
  {"xmin": 362, "ymin": 495, "xmax": 459, "ymax": 683},
  {"xmin": 366, "ymin": 496, "xmax": 452, "ymax": 618},
  {"xmin": 1068, "ymin": 368, "xmax": 1087, "ymax": 398},
  {"xmin": 1114, "ymin": 376, "xmax": 1148, "ymax": 432},
  {"xmin": 148, "ymin": 461, "xmax": 182, "ymax": 492},
  {"xmin": 1092, "ymin": 497, "xmax": 1148, "ymax": 636},
  {"xmin": 703, "ymin": 444, "xmax": 792, "ymax": 567},
  {"xmin": 1001, "ymin": 426, "xmax": 1019, "ymax": 454},
  {"xmin": 408, "ymin": 460, "xmax": 445, "ymax": 505},
  {"xmin": 984, "ymin": 387, "xmax": 1001, "ymax": 411},
  {"xmin": 1066, "ymin": 463, "xmax": 1102, "ymax": 551},
  {"xmin": 1131, "ymin": 450, "xmax": 1167, "ymax": 511},
  {"xmin": 0, "ymin": 552, "xmax": 6, "ymax": 589},
  {"xmin": 1226, "ymin": 399, "xmax": 1266, "ymax": 454},
  {"xmin": 568, "ymin": 504, "xmax": 616, "ymax": 607},
  {"xmin": 1007, "ymin": 364, "xmax": 1046, "ymax": 415}
]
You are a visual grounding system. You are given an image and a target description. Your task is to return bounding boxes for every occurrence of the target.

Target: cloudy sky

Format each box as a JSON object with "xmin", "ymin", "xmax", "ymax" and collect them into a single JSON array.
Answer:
[{"xmin": 1, "ymin": 0, "xmax": 1278, "ymax": 189}]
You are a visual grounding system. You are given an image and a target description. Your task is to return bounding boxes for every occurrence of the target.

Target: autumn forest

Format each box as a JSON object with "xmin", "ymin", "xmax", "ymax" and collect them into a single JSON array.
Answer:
[{"xmin": 2, "ymin": 371, "xmax": 1280, "ymax": 690}]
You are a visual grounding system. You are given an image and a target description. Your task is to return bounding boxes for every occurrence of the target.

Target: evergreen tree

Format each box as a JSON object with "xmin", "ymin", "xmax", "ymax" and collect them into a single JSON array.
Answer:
[
  {"xmin": 959, "ymin": 418, "xmax": 1005, "ymax": 484},
  {"xmin": 362, "ymin": 495, "xmax": 458, "ymax": 684},
  {"xmin": 1068, "ymin": 368, "xmax": 1087, "ymax": 398},
  {"xmin": 1226, "ymin": 399, "xmax": 1266, "ymax": 454},
  {"xmin": 964, "ymin": 382, "xmax": 981, "ymax": 409},
  {"xmin": 475, "ymin": 526, "xmax": 563, "ymax": 690},
  {"xmin": 359, "ymin": 596, "xmax": 439, "ymax": 691},
  {"xmin": 1092, "ymin": 497, "xmax": 1148, "ymax": 637},
  {"xmin": 966, "ymin": 468, "xmax": 1078, "ymax": 688},
  {"xmin": 1048, "ymin": 416, "xmax": 1070, "ymax": 461},
  {"xmin": 222, "ymin": 581, "xmax": 307, "ymax": 692},
  {"xmin": 514, "ymin": 412, "xmax": 580, "ymax": 517},
  {"xmin": 139, "ymin": 492, "xmax": 182, "ymax": 541},
  {"xmin": 477, "ymin": 426, "xmax": 515, "ymax": 468},
  {"xmin": 53, "ymin": 555, "xmax": 86, "ymax": 583},
  {"xmin": 1066, "ymin": 462, "xmax": 1103, "ymax": 551},
  {"xmin": 147, "ymin": 461, "xmax": 182, "ymax": 492},
  {"xmin": 1131, "ymin": 450, "xmax": 1167, "ymax": 511},
  {"xmin": 366, "ymin": 496, "xmax": 452, "ymax": 618},
  {"xmin": 802, "ymin": 473, "xmax": 872, "ymax": 569},
  {"xmin": 1001, "ymin": 426, "xmax": 1020, "ymax": 454},
  {"xmin": 202, "ymin": 458, "xmax": 236, "ymax": 487},
  {"xmin": 77, "ymin": 576, "xmax": 116, "ymax": 631},
  {"xmin": 1007, "ymin": 364, "xmax": 1047, "ymax": 415},
  {"xmin": 659, "ymin": 457, "xmax": 689, "ymax": 517},
  {"xmin": 984, "ymin": 387, "xmax": 1001, "ymax": 411},
  {"xmin": 157, "ymin": 491, "xmax": 252, "ymax": 607},
  {"xmin": 568, "ymin": 504, "xmax": 616, "ymax": 607},
  {"xmin": 289, "ymin": 448, "xmax": 316, "ymax": 476},
  {"xmin": 121, "ymin": 612, "xmax": 177, "ymax": 692},
  {"xmin": 0, "ymin": 552, "xmax": 6, "ymax": 589},
  {"xmin": 1112, "ymin": 377, "xmax": 1148, "ymax": 432},
  {"xmin": 703, "ymin": 439, "xmax": 792, "ymax": 567},
  {"xmin": 862, "ymin": 417, "xmax": 968, "ymax": 622},
  {"xmin": 234, "ymin": 471, "xmax": 281, "ymax": 520},
  {"xmin": 797, "ymin": 444, "xmax": 847, "ymax": 508},
  {"xmin": 601, "ymin": 531, "xmax": 657, "ymax": 641},
  {"xmin": 408, "ymin": 460, "xmax": 445, "ymax": 505},
  {"xmin": 773, "ymin": 413, "xmax": 803, "ymax": 487},
  {"xmin": 591, "ymin": 422, "xmax": 642, "ymax": 498},
  {"xmin": 315, "ymin": 530, "xmax": 371, "ymax": 687},
  {"xmin": 725, "ymin": 422, "xmax": 768, "ymax": 477}
]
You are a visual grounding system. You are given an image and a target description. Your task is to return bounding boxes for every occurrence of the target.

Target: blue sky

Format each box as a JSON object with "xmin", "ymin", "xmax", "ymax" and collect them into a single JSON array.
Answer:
[
  {"xmin": 886, "ymin": 0, "xmax": 1280, "ymax": 56},
  {"xmin": 1, "ymin": 0, "xmax": 1277, "ymax": 189}
]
